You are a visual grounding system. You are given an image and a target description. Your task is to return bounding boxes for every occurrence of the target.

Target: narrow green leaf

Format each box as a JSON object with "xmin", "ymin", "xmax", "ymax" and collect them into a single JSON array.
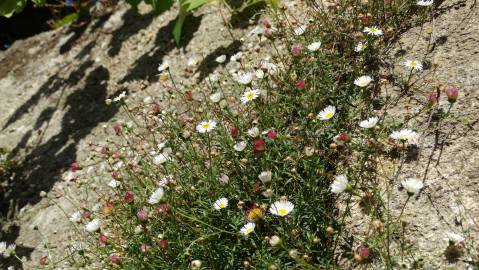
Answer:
[{"xmin": 52, "ymin": 12, "xmax": 79, "ymax": 29}]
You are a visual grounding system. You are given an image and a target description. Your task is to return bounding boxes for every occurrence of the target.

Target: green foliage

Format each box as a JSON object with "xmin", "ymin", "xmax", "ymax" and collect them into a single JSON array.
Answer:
[
  {"xmin": 0, "ymin": 0, "xmax": 27, "ymax": 18},
  {"xmin": 52, "ymin": 11, "xmax": 80, "ymax": 29}
]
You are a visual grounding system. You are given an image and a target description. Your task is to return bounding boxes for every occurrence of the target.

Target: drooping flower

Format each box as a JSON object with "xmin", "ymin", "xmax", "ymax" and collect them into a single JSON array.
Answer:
[
  {"xmin": 404, "ymin": 59, "xmax": 423, "ymax": 72},
  {"xmin": 215, "ymin": 55, "xmax": 226, "ymax": 63},
  {"xmin": 209, "ymin": 92, "xmax": 222, "ymax": 103},
  {"xmin": 354, "ymin": 41, "xmax": 368, "ymax": 52},
  {"xmin": 307, "ymin": 41, "xmax": 321, "ymax": 52},
  {"xmin": 218, "ymin": 174, "xmax": 230, "ymax": 184},
  {"xmin": 234, "ymin": 141, "xmax": 247, "ymax": 152},
  {"xmin": 390, "ymin": 129, "xmax": 417, "ymax": 142},
  {"xmin": 269, "ymin": 200, "xmax": 294, "ymax": 217},
  {"xmin": 235, "ymin": 72, "xmax": 254, "ymax": 85},
  {"xmin": 213, "ymin": 198, "xmax": 228, "ymax": 210},
  {"xmin": 445, "ymin": 87, "xmax": 459, "ymax": 103},
  {"xmin": 401, "ymin": 178, "xmax": 423, "ymax": 195},
  {"xmin": 331, "ymin": 175, "xmax": 349, "ymax": 194},
  {"xmin": 445, "ymin": 232, "xmax": 465, "ymax": 243},
  {"xmin": 230, "ymin": 52, "xmax": 243, "ymax": 62},
  {"xmin": 85, "ymin": 218, "xmax": 101, "ymax": 232},
  {"xmin": 69, "ymin": 211, "xmax": 82, "ymax": 223},
  {"xmin": 359, "ymin": 117, "xmax": 379, "ymax": 129},
  {"xmin": 293, "ymin": 24, "xmax": 307, "ymax": 36},
  {"xmin": 258, "ymin": 171, "xmax": 272, "ymax": 184},
  {"xmin": 247, "ymin": 127, "xmax": 260, "ymax": 138},
  {"xmin": 317, "ymin": 105, "xmax": 336, "ymax": 120},
  {"xmin": 148, "ymin": 187, "xmax": 164, "ymax": 205},
  {"xmin": 241, "ymin": 89, "xmax": 260, "ymax": 103},
  {"xmin": 417, "ymin": 0, "xmax": 433, "ymax": 6},
  {"xmin": 363, "ymin": 26, "xmax": 383, "ymax": 36},
  {"xmin": 240, "ymin": 222, "xmax": 256, "ymax": 235},
  {"xmin": 354, "ymin": 75, "xmax": 373, "ymax": 88},
  {"xmin": 196, "ymin": 120, "xmax": 217, "ymax": 133},
  {"xmin": 158, "ymin": 61, "xmax": 169, "ymax": 72}
]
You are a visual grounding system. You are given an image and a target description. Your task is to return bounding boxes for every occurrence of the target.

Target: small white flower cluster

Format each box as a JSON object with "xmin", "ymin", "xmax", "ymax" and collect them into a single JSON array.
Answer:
[{"xmin": 0, "ymin": 242, "xmax": 16, "ymax": 258}]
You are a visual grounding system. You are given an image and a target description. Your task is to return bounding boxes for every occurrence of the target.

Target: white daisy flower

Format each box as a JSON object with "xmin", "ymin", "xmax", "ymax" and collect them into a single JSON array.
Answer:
[
  {"xmin": 331, "ymin": 175, "xmax": 349, "ymax": 194},
  {"xmin": 417, "ymin": 0, "xmax": 433, "ymax": 6},
  {"xmin": 359, "ymin": 117, "xmax": 379, "ymax": 129},
  {"xmin": 269, "ymin": 200, "xmax": 294, "ymax": 217},
  {"xmin": 108, "ymin": 179, "xmax": 120, "ymax": 188},
  {"xmin": 209, "ymin": 92, "xmax": 222, "ymax": 103},
  {"xmin": 354, "ymin": 41, "xmax": 368, "ymax": 52},
  {"xmin": 235, "ymin": 72, "xmax": 254, "ymax": 85},
  {"xmin": 3, "ymin": 244, "xmax": 15, "ymax": 257},
  {"xmin": 213, "ymin": 198, "xmax": 228, "ymax": 210},
  {"xmin": 354, "ymin": 75, "xmax": 373, "ymax": 87},
  {"xmin": 258, "ymin": 171, "xmax": 272, "ymax": 184},
  {"xmin": 307, "ymin": 41, "xmax": 321, "ymax": 52},
  {"xmin": 230, "ymin": 52, "xmax": 243, "ymax": 62},
  {"xmin": 240, "ymin": 222, "xmax": 256, "ymax": 235},
  {"xmin": 401, "ymin": 178, "xmax": 423, "ymax": 195},
  {"xmin": 196, "ymin": 120, "xmax": 217, "ymax": 133},
  {"xmin": 148, "ymin": 187, "xmax": 165, "ymax": 205},
  {"xmin": 247, "ymin": 127, "xmax": 260, "ymax": 138},
  {"xmin": 241, "ymin": 89, "xmax": 260, "ymax": 103},
  {"xmin": 404, "ymin": 59, "xmax": 423, "ymax": 72},
  {"xmin": 158, "ymin": 61, "xmax": 169, "ymax": 72},
  {"xmin": 363, "ymin": 26, "xmax": 383, "ymax": 36},
  {"xmin": 390, "ymin": 128, "xmax": 417, "ymax": 142},
  {"xmin": 85, "ymin": 218, "xmax": 101, "ymax": 232},
  {"xmin": 317, "ymin": 105, "xmax": 336, "ymax": 120},
  {"xmin": 293, "ymin": 24, "xmax": 307, "ymax": 36},
  {"xmin": 234, "ymin": 141, "xmax": 247, "ymax": 152},
  {"xmin": 215, "ymin": 55, "xmax": 226, "ymax": 63},
  {"xmin": 69, "ymin": 211, "xmax": 82, "ymax": 223},
  {"xmin": 445, "ymin": 232, "xmax": 465, "ymax": 243}
]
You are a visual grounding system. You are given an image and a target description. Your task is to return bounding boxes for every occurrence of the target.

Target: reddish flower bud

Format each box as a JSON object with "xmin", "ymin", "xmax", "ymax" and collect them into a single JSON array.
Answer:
[
  {"xmin": 113, "ymin": 124, "xmax": 121, "ymax": 136},
  {"xmin": 427, "ymin": 93, "xmax": 438, "ymax": 106},
  {"xmin": 264, "ymin": 28, "xmax": 273, "ymax": 38},
  {"xmin": 110, "ymin": 254, "xmax": 120, "ymax": 264},
  {"xmin": 159, "ymin": 239, "xmax": 169, "ymax": 250},
  {"xmin": 39, "ymin": 255, "xmax": 47, "ymax": 265},
  {"xmin": 112, "ymin": 150, "xmax": 121, "ymax": 159},
  {"xmin": 358, "ymin": 247, "xmax": 370, "ymax": 258},
  {"xmin": 266, "ymin": 130, "xmax": 277, "ymax": 140},
  {"xmin": 184, "ymin": 91, "xmax": 193, "ymax": 101},
  {"xmin": 82, "ymin": 210, "xmax": 92, "ymax": 219},
  {"xmin": 69, "ymin": 162, "xmax": 81, "ymax": 172},
  {"xmin": 152, "ymin": 102, "xmax": 161, "ymax": 114},
  {"xmin": 360, "ymin": 14, "xmax": 371, "ymax": 25},
  {"xmin": 338, "ymin": 132, "xmax": 350, "ymax": 143},
  {"xmin": 140, "ymin": 243, "xmax": 149, "ymax": 253},
  {"xmin": 445, "ymin": 87, "xmax": 459, "ymax": 103},
  {"xmin": 137, "ymin": 210, "xmax": 148, "ymax": 222},
  {"xmin": 100, "ymin": 147, "xmax": 108, "ymax": 156},
  {"xmin": 154, "ymin": 203, "xmax": 171, "ymax": 216},
  {"xmin": 111, "ymin": 171, "xmax": 120, "ymax": 180},
  {"xmin": 98, "ymin": 234, "xmax": 107, "ymax": 246},
  {"xmin": 291, "ymin": 45, "xmax": 302, "ymax": 56},
  {"xmin": 124, "ymin": 191, "xmax": 135, "ymax": 203},
  {"xmin": 261, "ymin": 19, "xmax": 271, "ymax": 29},
  {"xmin": 253, "ymin": 139, "xmax": 266, "ymax": 153},
  {"xmin": 295, "ymin": 79, "xmax": 306, "ymax": 90},
  {"xmin": 252, "ymin": 182, "xmax": 261, "ymax": 193},
  {"xmin": 230, "ymin": 127, "xmax": 239, "ymax": 137}
]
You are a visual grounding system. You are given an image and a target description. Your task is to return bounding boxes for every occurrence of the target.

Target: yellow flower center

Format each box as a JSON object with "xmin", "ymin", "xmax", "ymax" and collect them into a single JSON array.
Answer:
[
  {"xmin": 370, "ymin": 28, "xmax": 377, "ymax": 33},
  {"xmin": 279, "ymin": 208, "xmax": 288, "ymax": 216},
  {"xmin": 245, "ymin": 228, "xmax": 253, "ymax": 234},
  {"xmin": 246, "ymin": 92, "xmax": 255, "ymax": 100},
  {"xmin": 202, "ymin": 123, "xmax": 211, "ymax": 129},
  {"xmin": 325, "ymin": 112, "xmax": 334, "ymax": 119},
  {"xmin": 411, "ymin": 61, "xmax": 417, "ymax": 67},
  {"xmin": 219, "ymin": 203, "xmax": 225, "ymax": 208}
]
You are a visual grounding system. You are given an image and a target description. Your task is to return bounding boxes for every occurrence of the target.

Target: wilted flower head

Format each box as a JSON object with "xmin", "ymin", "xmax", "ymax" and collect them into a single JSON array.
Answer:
[
  {"xmin": 234, "ymin": 141, "xmax": 247, "ymax": 152},
  {"xmin": 191, "ymin": 259, "xmax": 202, "ymax": 269},
  {"xmin": 213, "ymin": 198, "xmax": 228, "ymax": 210},
  {"xmin": 269, "ymin": 200, "xmax": 294, "ymax": 217},
  {"xmin": 247, "ymin": 127, "xmax": 260, "ymax": 138},
  {"xmin": 85, "ymin": 218, "xmax": 101, "ymax": 232},
  {"xmin": 354, "ymin": 75, "xmax": 373, "ymax": 88},
  {"xmin": 241, "ymin": 89, "xmax": 260, "ymax": 104},
  {"xmin": 354, "ymin": 41, "xmax": 368, "ymax": 52},
  {"xmin": 124, "ymin": 191, "xmax": 135, "ymax": 203},
  {"xmin": 230, "ymin": 52, "xmax": 243, "ymax": 62},
  {"xmin": 293, "ymin": 24, "xmax": 307, "ymax": 35},
  {"xmin": 196, "ymin": 120, "xmax": 217, "ymax": 133},
  {"xmin": 113, "ymin": 91, "xmax": 127, "ymax": 102},
  {"xmin": 148, "ymin": 187, "xmax": 164, "ymax": 205},
  {"xmin": 158, "ymin": 61, "xmax": 169, "ymax": 72},
  {"xmin": 209, "ymin": 92, "xmax": 222, "ymax": 103},
  {"xmin": 108, "ymin": 179, "xmax": 120, "ymax": 188},
  {"xmin": 317, "ymin": 105, "xmax": 336, "ymax": 120},
  {"xmin": 235, "ymin": 72, "xmax": 254, "ymax": 85},
  {"xmin": 69, "ymin": 211, "xmax": 82, "ymax": 223},
  {"xmin": 359, "ymin": 117, "xmax": 379, "ymax": 129},
  {"xmin": 240, "ymin": 222, "xmax": 256, "ymax": 236},
  {"xmin": 307, "ymin": 41, "xmax": 321, "ymax": 52},
  {"xmin": 218, "ymin": 174, "xmax": 230, "ymax": 184},
  {"xmin": 390, "ymin": 129, "xmax": 417, "ymax": 143},
  {"xmin": 363, "ymin": 26, "xmax": 383, "ymax": 36},
  {"xmin": 401, "ymin": 178, "xmax": 423, "ymax": 195},
  {"xmin": 404, "ymin": 59, "xmax": 423, "ymax": 72},
  {"xmin": 258, "ymin": 171, "xmax": 272, "ymax": 184},
  {"xmin": 331, "ymin": 175, "xmax": 349, "ymax": 194}
]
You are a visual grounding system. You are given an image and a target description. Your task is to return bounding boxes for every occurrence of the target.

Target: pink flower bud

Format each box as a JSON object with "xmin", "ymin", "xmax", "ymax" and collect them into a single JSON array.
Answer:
[
  {"xmin": 291, "ymin": 45, "xmax": 302, "ymax": 56},
  {"xmin": 253, "ymin": 139, "xmax": 266, "ymax": 153},
  {"xmin": 110, "ymin": 254, "xmax": 120, "ymax": 264},
  {"xmin": 152, "ymin": 102, "xmax": 161, "ymax": 114},
  {"xmin": 39, "ymin": 255, "xmax": 47, "ymax": 265},
  {"xmin": 358, "ymin": 247, "xmax": 370, "ymax": 258},
  {"xmin": 137, "ymin": 210, "xmax": 148, "ymax": 222},
  {"xmin": 69, "ymin": 162, "xmax": 81, "ymax": 172},
  {"xmin": 111, "ymin": 171, "xmax": 121, "ymax": 180},
  {"xmin": 261, "ymin": 19, "xmax": 271, "ymax": 29},
  {"xmin": 230, "ymin": 127, "xmax": 239, "ymax": 137},
  {"xmin": 140, "ymin": 243, "xmax": 149, "ymax": 253},
  {"xmin": 154, "ymin": 203, "xmax": 170, "ymax": 216},
  {"xmin": 295, "ymin": 79, "xmax": 306, "ymax": 90},
  {"xmin": 338, "ymin": 132, "xmax": 350, "ymax": 143},
  {"xmin": 266, "ymin": 130, "xmax": 277, "ymax": 140},
  {"xmin": 113, "ymin": 124, "xmax": 121, "ymax": 136},
  {"xmin": 159, "ymin": 239, "xmax": 169, "ymax": 250},
  {"xmin": 124, "ymin": 191, "xmax": 135, "ymax": 203},
  {"xmin": 427, "ymin": 93, "xmax": 438, "ymax": 106},
  {"xmin": 98, "ymin": 234, "xmax": 107, "ymax": 246},
  {"xmin": 445, "ymin": 87, "xmax": 459, "ymax": 103},
  {"xmin": 82, "ymin": 210, "xmax": 92, "ymax": 219}
]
